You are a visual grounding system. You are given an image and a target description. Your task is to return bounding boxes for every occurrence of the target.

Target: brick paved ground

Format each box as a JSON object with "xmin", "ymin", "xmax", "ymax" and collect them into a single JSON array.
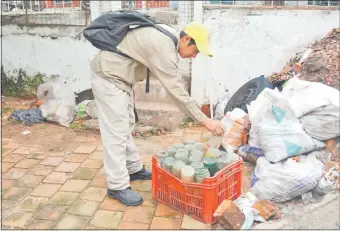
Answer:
[{"xmin": 1, "ymin": 126, "xmax": 252, "ymax": 230}]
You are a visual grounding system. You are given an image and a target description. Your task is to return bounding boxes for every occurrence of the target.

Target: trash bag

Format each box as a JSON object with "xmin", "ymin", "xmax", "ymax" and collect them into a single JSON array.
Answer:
[
  {"xmin": 249, "ymin": 88, "xmax": 325, "ymax": 163},
  {"xmin": 37, "ymin": 81, "xmax": 76, "ymax": 127},
  {"xmin": 282, "ymin": 77, "xmax": 340, "ymax": 140},
  {"xmin": 8, "ymin": 108, "xmax": 44, "ymax": 125},
  {"xmin": 251, "ymin": 155, "xmax": 324, "ymax": 203}
]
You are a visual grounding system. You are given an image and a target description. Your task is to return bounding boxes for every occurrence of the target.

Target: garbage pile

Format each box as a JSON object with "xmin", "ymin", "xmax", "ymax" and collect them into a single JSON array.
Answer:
[
  {"xmin": 213, "ymin": 77, "xmax": 340, "ymax": 230},
  {"xmin": 269, "ymin": 28, "xmax": 340, "ymax": 90},
  {"xmin": 156, "ymin": 140, "xmax": 240, "ymax": 183}
]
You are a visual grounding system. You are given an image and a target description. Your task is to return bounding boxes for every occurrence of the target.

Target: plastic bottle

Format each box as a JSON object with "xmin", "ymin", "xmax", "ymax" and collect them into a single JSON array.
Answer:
[
  {"xmin": 195, "ymin": 143, "xmax": 205, "ymax": 151},
  {"xmin": 156, "ymin": 150, "xmax": 169, "ymax": 166},
  {"xmin": 184, "ymin": 140, "xmax": 195, "ymax": 145},
  {"xmin": 203, "ymin": 157, "xmax": 218, "ymax": 176},
  {"xmin": 172, "ymin": 160, "xmax": 186, "ymax": 178},
  {"xmin": 173, "ymin": 143, "xmax": 185, "ymax": 149},
  {"xmin": 190, "ymin": 150, "xmax": 204, "ymax": 160},
  {"xmin": 174, "ymin": 149, "xmax": 189, "ymax": 164},
  {"xmin": 188, "ymin": 152, "xmax": 203, "ymax": 164},
  {"xmin": 181, "ymin": 165, "xmax": 195, "ymax": 182},
  {"xmin": 206, "ymin": 147, "xmax": 220, "ymax": 158},
  {"xmin": 190, "ymin": 161, "xmax": 204, "ymax": 171},
  {"xmin": 217, "ymin": 156, "xmax": 229, "ymax": 170},
  {"xmin": 166, "ymin": 147, "xmax": 177, "ymax": 157},
  {"xmin": 195, "ymin": 168, "xmax": 210, "ymax": 183},
  {"xmin": 162, "ymin": 157, "xmax": 175, "ymax": 172},
  {"xmin": 184, "ymin": 144, "xmax": 195, "ymax": 154}
]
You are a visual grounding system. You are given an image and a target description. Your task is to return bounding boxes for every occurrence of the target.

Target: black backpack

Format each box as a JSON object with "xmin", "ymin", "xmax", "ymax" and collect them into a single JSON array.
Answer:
[{"xmin": 83, "ymin": 10, "xmax": 178, "ymax": 93}]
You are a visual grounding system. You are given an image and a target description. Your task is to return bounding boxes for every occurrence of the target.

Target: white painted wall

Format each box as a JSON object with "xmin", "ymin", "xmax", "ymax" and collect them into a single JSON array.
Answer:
[{"xmin": 191, "ymin": 8, "xmax": 340, "ymax": 106}]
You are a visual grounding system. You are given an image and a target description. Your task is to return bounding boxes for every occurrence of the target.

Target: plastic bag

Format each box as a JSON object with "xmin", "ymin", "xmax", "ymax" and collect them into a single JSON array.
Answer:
[
  {"xmin": 214, "ymin": 91, "xmax": 231, "ymax": 120},
  {"xmin": 251, "ymin": 88, "xmax": 325, "ymax": 163},
  {"xmin": 37, "ymin": 82, "xmax": 76, "ymax": 127},
  {"xmin": 251, "ymin": 155, "xmax": 324, "ymax": 203},
  {"xmin": 220, "ymin": 108, "xmax": 249, "ymax": 152}
]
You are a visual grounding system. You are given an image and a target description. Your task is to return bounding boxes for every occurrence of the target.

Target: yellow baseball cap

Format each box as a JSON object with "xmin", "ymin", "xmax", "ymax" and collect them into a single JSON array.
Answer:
[{"xmin": 183, "ymin": 22, "xmax": 213, "ymax": 57}]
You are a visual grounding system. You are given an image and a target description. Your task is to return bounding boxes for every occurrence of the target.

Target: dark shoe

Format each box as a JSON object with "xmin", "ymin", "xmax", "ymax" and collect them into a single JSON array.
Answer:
[
  {"xmin": 129, "ymin": 165, "xmax": 152, "ymax": 181},
  {"xmin": 107, "ymin": 187, "xmax": 143, "ymax": 206}
]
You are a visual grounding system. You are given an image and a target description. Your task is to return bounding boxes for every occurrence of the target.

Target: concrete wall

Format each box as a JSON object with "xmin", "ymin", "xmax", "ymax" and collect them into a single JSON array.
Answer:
[{"xmin": 191, "ymin": 8, "xmax": 340, "ymax": 107}]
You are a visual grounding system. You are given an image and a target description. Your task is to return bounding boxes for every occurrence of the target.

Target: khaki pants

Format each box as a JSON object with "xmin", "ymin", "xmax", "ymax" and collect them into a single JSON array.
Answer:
[{"xmin": 91, "ymin": 72, "xmax": 142, "ymax": 190}]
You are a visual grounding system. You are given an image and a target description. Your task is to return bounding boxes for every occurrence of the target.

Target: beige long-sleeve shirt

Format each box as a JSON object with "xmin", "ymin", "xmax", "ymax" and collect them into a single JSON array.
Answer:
[{"xmin": 90, "ymin": 24, "xmax": 207, "ymax": 122}]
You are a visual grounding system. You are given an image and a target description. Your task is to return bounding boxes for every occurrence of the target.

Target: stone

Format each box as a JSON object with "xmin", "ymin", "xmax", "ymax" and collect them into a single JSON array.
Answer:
[
  {"xmin": 28, "ymin": 165, "xmax": 54, "ymax": 176},
  {"xmin": 118, "ymin": 222, "xmax": 149, "ymax": 230},
  {"xmin": 252, "ymin": 200, "xmax": 281, "ymax": 220},
  {"xmin": 40, "ymin": 157, "xmax": 64, "ymax": 166},
  {"xmin": 19, "ymin": 196, "xmax": 49, "ymax": 211},
  {"xmin": 79, "ymin": 187, "xmax": 107, "ymax": 201},
  {"xmin": 73, "ymin": 144, "xmax": 97, "ymax": 154},
  {"xmin": 2, "ymin": 211, "xmax": 33, "ymax": 228},
  {"xmin": 2, "ymin": 154, "xmax": 25, "ymax": 163},
  {"xmin": 99, "ymin": 196, "xmax": 127, "ymax": 212},
  {"xmin": 1, "ymin": 163, "xmax": 15, "ymax": 174},
  {"xmin": 54, "ymin": 162, "xmax": 81, "ymax": 173},
  {"xmin": 181, "ymin": 215, "xmax": 211, "ymax": 230},
  {"xmin": 3, "ymin": 187, "xmax": 31, "ymax": 201},
  {"xmin": 54, "ymin": 214, "xmax": 89, "ymax": 229},
  {"xmin": 43, "ymin": 172, "xmax": 69, "ymax": 184},
  {"xmin": 47, "ymin": 191, "xmax": 79, "ymax": 206},
  {"xmin": 155, "ymin": 203, "xmax": 183, "ymax": 219},
  {"xmin": 68, "ymin": 199, "xmax": 100, "ymax": 216},
  {"xmin": 150, "ymin": 217, "xmax": 182, "ymax": 230},
  {"xmin": 65, "ymin": 154, "xmax": 89, "ymax": 163},
  {"xmin": 30, "ymin": 184, "xmax": 61, "ymax": 197},
  {"xmin": 90, "ymin": 175, "xmax": 107, "ymax": 188},
  {"xmin": 89, "ymin": 151, "xmax": 103, "ymax": 160},
  {"xmin": 122, "ymin": 206, "xmax": 156, "ymax": 224},
  {"xmin": 306, "ymin": 54, "xmax": 327, "ymax": 73},
  {"xmin": 214, "ymin": 200, "xmax": 245, "ymax": 230},
  {"xmin": 2, "ymin": 179, "xmax": 14, "ymax": 190},
  {"xmin": 60, "ymin": 179, "xmax": 90, "ymax": 192},
  {"xmin": 26, "ymin": 219, "xmax": 55, "ymax": 229},
  {"xmin": 34, "ymin": 204, "xmax": 67, "ymax": 220},
  {"xmin": 3, "ymin": 168, "xmax": 28, "ymax": 180},
  {"xmin": 72, "ymin": 167, "xmax": 98, "ymax": 180},
  {"xmin": 81, "ymin": 159, "xmax": 103, "ymax": 168},
  {"xmin": 15, "ymin": 175, "xmax": 44, "ymax": 188},
  {"xmin": 14, "ymin": 158, "xmax": 40, "ymax": 169},
  {"xmin": 90, "ymin": 210, "xmax": 124, "ymax": 229}
]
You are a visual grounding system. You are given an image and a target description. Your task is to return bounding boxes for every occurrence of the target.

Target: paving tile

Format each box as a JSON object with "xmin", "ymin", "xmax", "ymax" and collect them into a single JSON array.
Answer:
[
  {"xmin": 2, "ymin": 162, "xmax": 15, "ymax": 173},
  {"xmin": 73, "ymin": 144, "xmax": 97, "ymax": 154},
  {"xmin": 181, "ymin": 215, "xmax": 211, "ymax": 230},
  {"xmin": 60, "ymin": 179, "xmax": 90, "ymax": 192},
  {"xmin": 2, "ymin": 211, "xmax": 33, "ymax": 228},
  {"xmin": 150, "ymin": 217, "xmax": 182, "ymax": 230},
  {"xmin": 138, "ymin": 180, "xmax": 152, "ymax": 192},
  {"xmin": 96, "ymin": 167, "xmax": 106, "ymax": 175},
  {"xmin": 47, "ymin": 191, "xmax": 79, "ymax": 206},
  {"xmin": 3, "ymin": 187, "xmax": 31, "ymax": 201},
  {"xmin": 139, "ymin": 192, "xmax": 158, "ymax": 207},
  {"xmin": 19, "ymin": 196, "xmax": 49, "ymax": 211},
  {"xmin": 118, "ymin": 222, "xmax": 149, "ymax": 230},
  {"xmin": 72, "ymin": 167, "xmax": 98, "ymax": 180},
  {"xmin": 34, "ymin": 204, "xmax": 67, "ymax": 220},
  {"xmin": 122, "ymin": 206, "xmax": 156, "ymax": 224},
  {"xmin": 79, "ymin": 187, "xmax": 107, "ymax": 201},
  {"xmin": 85, "ymin": 225, "xmax": 107, "ymax": 230},
  {"xmin": 90, "ymin": 210, "xmax": 123, "ymax": 229},
  {"xmin": 81, "ymin": 158, "xmax": 103, "ymax": 168},
  {"xmin": 2, "ymin": 200, "xmax": 20, "ymax": 217},
  {"xmin": 2, "ymin": 179, "xmax": 14, "ymax": 190},
  {"xmin": 2, "ymin": 154, "xmax": 25, "ymax": 163},
  {"xmin": 30, "ymin": 183, "xmax": 61, "ymax": 197},
  {"xmin": 99, "ymin": 196, "xmax": 127, "ymax": 212},
  {"xmin": 88, "ymin": 151, "xmax": 103, "ymax": 160},
  {"xmin": 43, "ymin": 172, "xmax": 69, "ymax": 184},
  {"xmin": 65, "ymin": 153, "xmax": 89, "ymax": 163},
  {"xmin": 13, "ymin": 146, "xmax": 43, "ymax": 155},
  {"xmin": 75, "ymin": 136, "xmax": 97, "ymax": 143},
  {"xmin": 130, "ymin": 179, "xmax": 141, "ymax": 190},
  {"xmin": 15, "ymin": 175, "xmax": 44, "ymax": 188},
  {"xmin": 39, "ymin": 156, "xmax": 64, "ymax": 166},
  {"xmin": 54, "ymin": 214, "xmax": 89, "ymax": 229},
  {"xmin": 14, "ymin": 158, "xmax": 40, "ymax": 169},
  {"xmin": 27, "ymin": 165, "xmax": 54, "ymax": 176},
  {"xmin": 3, "ymin": 168, "xmax": 28, "ymax": 179},
  {"xmin": 25, "ymin": 219, "xmax": 55, "ymax": 229},
  {"xmin": 68, "ymin": 199, "xmax": 100, "ymax": 216},
  {"xmin": 2, "ymin": 142, "xmax": 21, "ymax": 150},
  {"xmin": 96, "ymin": 145, "xmax": 103, "ymax": 151},
  {"xmin": 1, "ymin": 148, "xmax": 14, "ymax": 157},
  {"xmin": 26, "ymin": 153, "xmax": 48, "ymax": 160},
  {"xmin": 155, "ymin": 203, "xmax": 183, "ymax": 218},
  {"xmin": 54, "ymin": 162, "xmax": 81, "ymax": 173},
  {"xmin": 89, "ymin": 174, "xmax": 107, "ymax": 188}
]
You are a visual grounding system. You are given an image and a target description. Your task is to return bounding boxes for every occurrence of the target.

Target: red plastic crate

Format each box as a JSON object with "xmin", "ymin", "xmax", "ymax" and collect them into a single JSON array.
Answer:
[{"xmin": 151, "ymin": 156, "xmax": 243, "ymax": 224}]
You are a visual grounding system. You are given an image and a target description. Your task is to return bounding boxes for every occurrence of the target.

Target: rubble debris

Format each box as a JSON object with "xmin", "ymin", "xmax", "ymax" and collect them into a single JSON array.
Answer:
[
  {"xmin": 213, "ymin": 200, "xmax": 245, "ymax": 230},
  {"xmin": 252, "ymin": 200, "xmax": 281, "ymax": 221},
  {"xmin": 269, "ymin": 28, "xmax": 340, "ymax": 90}
]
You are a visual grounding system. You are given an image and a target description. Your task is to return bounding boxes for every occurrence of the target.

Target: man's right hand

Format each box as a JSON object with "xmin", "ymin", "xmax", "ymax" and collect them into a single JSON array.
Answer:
[{"xmin": 201, "ymin": 118, "xmax": 224, "ymax": 137}]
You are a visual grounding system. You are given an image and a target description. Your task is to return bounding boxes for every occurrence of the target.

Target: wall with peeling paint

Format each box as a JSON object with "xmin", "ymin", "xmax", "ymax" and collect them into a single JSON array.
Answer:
[{"xmin": 191, "ymin": 8, "xmax": 340, "ymax": 107}]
